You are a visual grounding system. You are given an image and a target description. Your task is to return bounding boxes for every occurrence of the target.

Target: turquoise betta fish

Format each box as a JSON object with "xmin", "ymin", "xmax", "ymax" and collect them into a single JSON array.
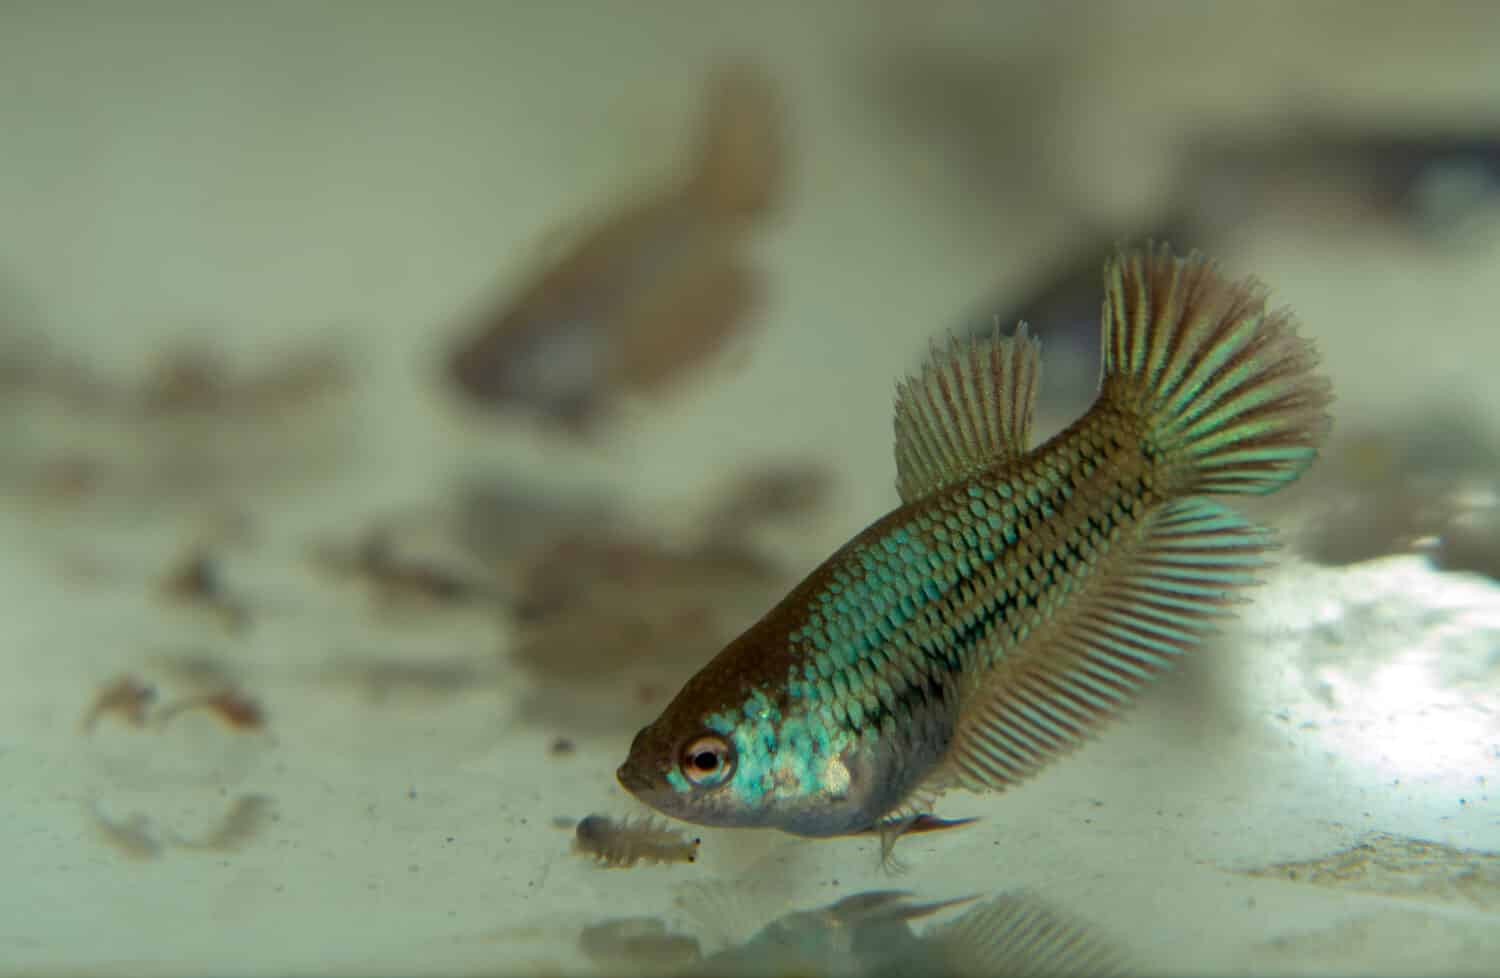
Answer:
[{"xmin": 617, "ymin": 246, "xmax": 1332, "ymax": 852}]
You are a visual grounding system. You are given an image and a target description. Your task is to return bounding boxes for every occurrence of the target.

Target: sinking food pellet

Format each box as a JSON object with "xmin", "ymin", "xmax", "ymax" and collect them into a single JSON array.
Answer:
[{"xmin": 571, "ymin": 814, "xmax": 700, "ymax": 868}]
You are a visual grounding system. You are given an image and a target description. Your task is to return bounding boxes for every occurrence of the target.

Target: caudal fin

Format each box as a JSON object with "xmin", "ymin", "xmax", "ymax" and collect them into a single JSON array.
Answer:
[{"xmin": 1099, "ymin": 245, "xmax": 1333, "ymax": 496}]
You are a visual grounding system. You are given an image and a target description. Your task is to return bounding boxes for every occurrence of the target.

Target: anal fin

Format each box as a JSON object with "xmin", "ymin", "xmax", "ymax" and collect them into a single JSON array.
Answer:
[{"xmin": 931, "ymin": 497, "xmax": 1273, "ymax": 794}]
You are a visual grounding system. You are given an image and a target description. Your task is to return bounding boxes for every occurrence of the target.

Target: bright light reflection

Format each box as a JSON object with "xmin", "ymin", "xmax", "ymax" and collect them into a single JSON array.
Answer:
[{"xmin": 1307, "ymin": 636, "xmax": 1498, "ymax": 784}]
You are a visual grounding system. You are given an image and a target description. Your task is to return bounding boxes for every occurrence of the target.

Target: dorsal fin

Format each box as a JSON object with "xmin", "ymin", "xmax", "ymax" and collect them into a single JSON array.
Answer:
[{"xmin": 893, "ymin": 324, "xmax": 1042, "ymax": 503}]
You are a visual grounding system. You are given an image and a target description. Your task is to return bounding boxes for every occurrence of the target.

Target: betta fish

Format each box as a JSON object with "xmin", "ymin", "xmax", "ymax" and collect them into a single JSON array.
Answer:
[{"xmin": 617, "ymin": 245, "xmax": 1332, "ymax": 854}]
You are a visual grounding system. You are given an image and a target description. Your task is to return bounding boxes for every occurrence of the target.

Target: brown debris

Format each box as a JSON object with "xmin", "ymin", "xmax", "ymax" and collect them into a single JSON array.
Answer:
[
  {"xmin": 81, "ymin": 674, "xmax": 158, "ymax": 734},
  {"xmin": 1240, "ymin": 833, "xmax": 1500, "ymax": 909},
  {"xmin": 87, "ymin": 804, "xmax": 165, "ymax": 861},
  {"xmin": 138, "ymin": 345, "xmax": 347, "ymax": 418},
  {"xmin": 309, "ymin": 519, "xmax": 494, "ymax": 613},
  {"xmin": 88, "ymin": 795, "xmax": 276, "ymax": 860},
  {"xmin": 155, "ymin": 688, "xmax": 267, "ymax": 732},
  {"xmin": 81, "ymin": 672, "xmax": 267, "ymax": 736},
  {"xmin": 161, "ymin": 548, "xmax": 250, "ymax": 632}
]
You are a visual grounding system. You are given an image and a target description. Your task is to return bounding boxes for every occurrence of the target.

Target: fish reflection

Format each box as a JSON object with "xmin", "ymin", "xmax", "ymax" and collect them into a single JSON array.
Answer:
[{"xmin": 671, "ymin": 888, "xmax": 1127, "ymax": 977}]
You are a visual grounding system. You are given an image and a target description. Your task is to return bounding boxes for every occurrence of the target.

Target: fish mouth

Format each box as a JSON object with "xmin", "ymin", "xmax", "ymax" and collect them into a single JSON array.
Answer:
[{"xmin": 615, "ymin": 761, "xmax": 653, "ymax": 797}]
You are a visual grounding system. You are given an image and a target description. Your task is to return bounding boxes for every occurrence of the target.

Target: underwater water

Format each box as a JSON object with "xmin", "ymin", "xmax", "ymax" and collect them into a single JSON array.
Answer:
[{"xmin": 3, "ymin": 3, "xmax": 1500, "ymax": 976}]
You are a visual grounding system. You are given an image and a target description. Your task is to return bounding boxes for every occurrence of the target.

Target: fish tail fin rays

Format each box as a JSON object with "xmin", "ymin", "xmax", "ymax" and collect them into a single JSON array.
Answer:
[{"xmin": 1098, "ymin": 244, "xmax": 1333, "ymax": 496}]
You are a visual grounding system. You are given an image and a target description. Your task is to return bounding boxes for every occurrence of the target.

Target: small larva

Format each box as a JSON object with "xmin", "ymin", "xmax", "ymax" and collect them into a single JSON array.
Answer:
[{"xmin": 572, "ymin": 814, "xmax": 701, "ymax": 868}]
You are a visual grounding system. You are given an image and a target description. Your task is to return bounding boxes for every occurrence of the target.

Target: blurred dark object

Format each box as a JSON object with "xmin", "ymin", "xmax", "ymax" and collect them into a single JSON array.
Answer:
[
  {"xmin": 1178, "ymin": 124, "xmax": 1500, "ymax": 243},
  {"xmin": 0, "ymin": 330, "xmax": 348, "ymax": 420},
  {"xmin": 445, "ymin": 62, "xmax": 785, "ymax": 434},
  {"xmin": 487, "ymin": 459, "xmax": 832, "ymax": 733},
  {"xmin": 308, "ymin": 518, "xmax": 497, "ymax": 614},
  {"xmin": 88, "ymin": 794, "xmax": 274, "ymax": 860},
  {"xmin": 579, "ymin": 917, "xmax": 703, "ymax": 975},
  {"xmin": 161, "ymin": 547, "xmax": 250, "ymax": 633},
  {"xmin": 81, "ymin": 674, "xmax": 157, "ymax": 735},
  {"xmin": 136, "ymin": 344, "xmax": 348, "ymax": 418},
  {"xmin": 959, "ymin": 123, "xmax": 1500, "ymax": 425},
  {"xmin": 861, "ymin": 41, "xmax": 1080, "ymax": 230},
  {"xmin": 697, "ymin": 460, "xmax": 835, "ymax": 539},
  {"xmin": 1432, "ymin": 504, "xmax": 1500, "ymax": 580},
  {"xmin": 1284, "ymin": 406, "xmax": 1500, "ymax": 579},
  {"xmin": 509, "ymin": 529, "xmax": 789, "ymax": 732},
  {"xmin": 313, "ymin": 655, "xmax": 494, "ymax": 705},
  {"xmin": 156, "ymin": 688, "xmax": 267, "ymax": 733},
  {"xmin": 0, "ymin": 330, "xmax": 353, "ymax": 503},
  {"xmin": 448, "ymin": 479, "xmax": 616, "ymax": 586}
]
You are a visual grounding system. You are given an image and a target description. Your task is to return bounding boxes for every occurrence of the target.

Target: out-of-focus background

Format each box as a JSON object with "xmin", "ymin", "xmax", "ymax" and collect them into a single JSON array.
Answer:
[{"xmin": 3, "ymin": 3, "xmax": 1500, "ymax": 976}]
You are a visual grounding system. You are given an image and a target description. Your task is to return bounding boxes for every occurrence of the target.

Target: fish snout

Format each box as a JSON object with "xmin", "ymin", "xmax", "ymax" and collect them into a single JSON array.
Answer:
[{"xmin": 616, "ymin": 759, "xmax": 653, "ymax": 797}]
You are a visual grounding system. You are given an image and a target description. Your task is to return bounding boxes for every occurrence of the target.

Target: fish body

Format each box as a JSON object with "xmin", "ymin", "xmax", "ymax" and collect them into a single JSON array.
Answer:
[{"xmin": 618, "ymin": 246, "xmax": 1332, "ymax": 841}]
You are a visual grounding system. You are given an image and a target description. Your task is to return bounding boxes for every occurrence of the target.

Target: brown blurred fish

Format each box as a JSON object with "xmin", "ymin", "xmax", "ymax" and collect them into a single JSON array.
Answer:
[{"xmin": 446, "ymin": 63, "xmax": 784, "ymax": 431}]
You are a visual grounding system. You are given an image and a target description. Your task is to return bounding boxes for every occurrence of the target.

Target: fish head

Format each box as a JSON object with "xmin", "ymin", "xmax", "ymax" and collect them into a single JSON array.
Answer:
[
  {"xmin": 617, "ymin": 655, "xmax": 876, "ymax": 837},
  {"xmin": 616, "ymin": 688, "xmax": 758, "ymax": 830}
]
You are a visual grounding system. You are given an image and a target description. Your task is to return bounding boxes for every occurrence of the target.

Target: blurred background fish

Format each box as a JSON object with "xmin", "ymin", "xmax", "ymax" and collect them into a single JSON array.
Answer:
[{"xmin": 444, "ymin": 62, "xmax": 785, "ymax": 433}]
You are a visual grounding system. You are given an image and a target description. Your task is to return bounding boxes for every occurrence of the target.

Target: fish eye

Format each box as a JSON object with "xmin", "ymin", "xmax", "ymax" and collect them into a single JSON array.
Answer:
[{"xmin": 679, "ymin": 734, "xmax": 735, "ymax": 788}]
